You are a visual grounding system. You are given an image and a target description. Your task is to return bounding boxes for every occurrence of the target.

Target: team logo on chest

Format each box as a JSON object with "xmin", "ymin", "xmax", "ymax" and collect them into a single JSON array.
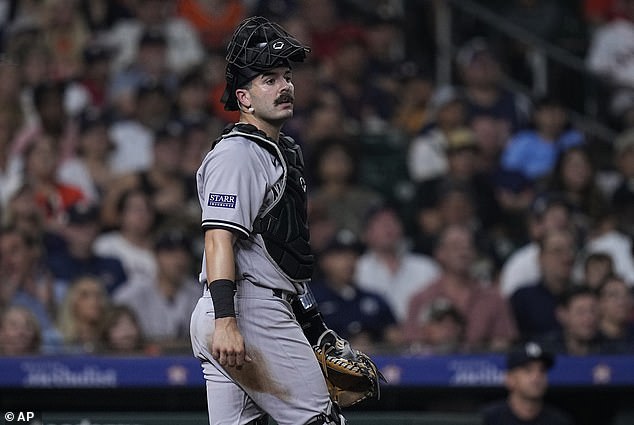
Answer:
[
  {"xmin": 299, "ymin": 176, "xmax": 307, "ymax": 192},
  {"xmin": 208, "ymin": 193, "xmax": 237, "ymax": 208}
]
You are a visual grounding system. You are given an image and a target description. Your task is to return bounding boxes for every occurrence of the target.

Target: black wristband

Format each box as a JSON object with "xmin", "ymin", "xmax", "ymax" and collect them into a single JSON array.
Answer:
[{"xmin": 209, "ymin": 279, "xmax": 236, "ymax": 318}]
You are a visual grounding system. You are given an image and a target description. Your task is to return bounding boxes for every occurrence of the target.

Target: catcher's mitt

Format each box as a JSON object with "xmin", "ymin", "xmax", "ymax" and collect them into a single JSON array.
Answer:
[{"xmin": 313, "ymin": 330, "xmax": 386, "ymax": 408}]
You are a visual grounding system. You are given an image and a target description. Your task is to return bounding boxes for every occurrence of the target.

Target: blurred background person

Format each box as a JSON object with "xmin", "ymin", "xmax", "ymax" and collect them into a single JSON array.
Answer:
[
  {"xmin": 582, "ymin": 252, "xmax": 615, "ymax": 290},
  {"xmin": 407, "ymin": 298, "xmax": 466, "ymax": 355},
  {"xmin": 404, "ymin": 224, "xmax": 517, "ymax": 353},
  {"xmin": 538, "ymin": 285, "xmax": 604, "ymax": 356},
  {"xmin": 500, "ymin": 96, "xmax": 584, "ymax": 184},
  {"xmin": 354, "ymin": 204, "xmax": 440, "ymax": 323},
  {"xmin": 308, "ymin": 139, "xmax": 383, "ymax": 239},
  {"xmin": 56, "ymin": 275, "xmax": 109, "ymax": 353},
  {"xmin": 481, "ymin": 341, "xmax": 574, "ymax": 425},
  {"xmin": 97, "ymin": 304, "xmax": 149, "ymax": 355},
  {"xmin": 596, "ymin": 274, "xmax": 634, "ymax": 353},
  {"xmin": 499, "ymin": 193, "xmax": 575, "ymax": 297},
  {"xmin": 105, "ymin": 0, "xmax": 204, "ymax": 75},
  {"xmin": 0, "ymin": 225, "xmax": 61, "ymax": 347},
  {"xmin": 113, "ymin": 229, "xmax": 199, "ymax": 345},
  {"xmin": 610, "ymin": 129, "xmax": 634, "ymax": 237},
  {"xmin": 45, "ymin": 202, "xmax": 128, "ymax": 296},
  {"xmin": 311, "ymin": 229, "xmax": 401, "ymax": 354},
  {"xmin": 94, "ymin": 188, "xmax": 157, "ymax": 285},
  {"xmin": 510, "ymin": 228, "xmax": 578, "ymax": 341},
  {"xmin": 0, "ymin": 305, "xmax": 42, "ymax": 356}
]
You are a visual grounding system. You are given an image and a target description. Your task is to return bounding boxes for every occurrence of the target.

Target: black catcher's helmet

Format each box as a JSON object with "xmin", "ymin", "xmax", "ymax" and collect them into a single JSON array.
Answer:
[{"xmin": 221, "ymin": 16, "xmax": 310, "ymax": 111}]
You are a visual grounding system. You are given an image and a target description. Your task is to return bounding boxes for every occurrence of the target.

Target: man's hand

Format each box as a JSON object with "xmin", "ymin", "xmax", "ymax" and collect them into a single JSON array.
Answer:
[{"xmin": 211, "ymin": 317, "xmax": 252, "ymax": 367}]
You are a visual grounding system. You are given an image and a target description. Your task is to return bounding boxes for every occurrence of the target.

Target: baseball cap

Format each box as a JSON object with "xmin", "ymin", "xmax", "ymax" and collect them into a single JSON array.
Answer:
[
  {"xmin": 506, "ymin": 341, "xmax": 555, "ymax": 371},
  {"xmin": 83, "ymin": 43, "xmax": 112, "ymax": 63},
  {"xmin": 529, "ymin": 192, "xmax": 570, "ymax": 217},
  {"xmin": 155, "ymin": 229, "xmax": 192, "ymax": 252},
  {"xmin": 423, "ymin": 298, "xmax": 465, "ymax": 324},
  {"xmin": 78, "ymin": 108, "xmax": 109, "ymax": 134},
  {"xmin": 455, "ymin": 37, "xmax": 494, "ymax": 68},
  {"xmin": 139, "ymin": 29, "xmax": 167, "ymax": 47},
  {"xmin": 66, "ymin": 202, "xmax": 100, "ymax": 225},
  {"xmin": 321, "ymin": 229, "xmax": 364, "ymax": 255},
  {"xmin": 445, "ymin": 128, "xmax": 478, "ymax": 153}
]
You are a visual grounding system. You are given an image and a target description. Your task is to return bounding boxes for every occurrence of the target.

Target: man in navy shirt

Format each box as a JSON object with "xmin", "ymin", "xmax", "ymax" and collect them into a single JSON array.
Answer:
[
  {"xmin": 47, "ymin": 202, "xmax": 128, "ymax": 295},
  {"xmin": 481, "ymin": 341, "xmax": 574, "ymax": 425},
  {"xmin": 312, "ymin": 229, "xmax": 400, "ymax": 351}
]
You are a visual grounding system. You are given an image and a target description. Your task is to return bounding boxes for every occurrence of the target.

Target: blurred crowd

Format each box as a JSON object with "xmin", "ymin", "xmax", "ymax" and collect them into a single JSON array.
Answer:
[{"xmin": 0, "ymin": 0, "xmax": 633, "ymax": 358}]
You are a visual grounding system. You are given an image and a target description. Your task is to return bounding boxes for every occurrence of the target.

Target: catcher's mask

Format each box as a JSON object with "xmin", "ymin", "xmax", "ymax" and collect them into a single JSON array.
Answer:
[{"xmin": 221, "ymin": 16, "xmax": 310, "ymax": 111}]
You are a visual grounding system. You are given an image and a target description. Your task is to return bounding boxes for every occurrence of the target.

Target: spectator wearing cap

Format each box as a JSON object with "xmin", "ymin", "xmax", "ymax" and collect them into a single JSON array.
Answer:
[
  {"xmin": 455, "ymin": 37, "xmax": 532, "ymax": 133},
  {"xmin": 407, "ymin": 85, "xmax": 467, "ymax": 183},
  {"xmin": 76, "ymin": 42, "xmax": 114, "ymax": 110},
  {"xmin": 108, "ymin": 28, "xmax": 178, "ymax": 119},
  {"xmin": 611, "ymin": 129, "xmax": 634, "ymax": 237},
  {"xmin": 499, "ymin": 193, "xmax": 575, "ymax": 297},
  {"xmin": 113, "ymin": 229, "xmax": 200, "ymax": 342},
  {"xmin": 46, "ymin": 201, "xmax": 128, "ymax": 296},
  {"xmin": 101, "ymin": 120, "xmax": 197, "ymax": 231},
  {"xmin": 104, "ymin": 0, "xmax": 204, "ymax": 75},
  {"xmin": 354, "ymin": 204, "xmax": 440, "ymax": 323},
  {"xmin": 311, "ymin": 229, "xmax": 401, "ymax": 353},
  {"xmin": 407, "ymin": 297, "xmax": 466, "ymax": 355},
  {"xmin": 500, "ymin": 96, "xmax": 585, "ymax": 183},
  {"xmin": 390, "ymin": 61, "xmax": 435, "ymax": 137},
  {"xmin": 510, "ymin": 228, "xmax": 579, "ymax": 341},
  {"xmin": 410, "ymin": 128, "xmax": 501, "ymax": 263},
  {"xmin": 404, "ymin": 224, "xmax": 517, "ymax": 353},
  {"xmin": 57, "ymin": 108, "xmax": 116, "ymax": 203},
  {"xmin": 481, "ymin": 341, "xmax": 574, "ymax": 425}
]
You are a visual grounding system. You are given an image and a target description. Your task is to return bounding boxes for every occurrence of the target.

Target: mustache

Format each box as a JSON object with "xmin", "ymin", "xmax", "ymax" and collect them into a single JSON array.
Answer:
[{"xmin": 274, "ymin": 93, "xmax": 294, "ymax": 105}]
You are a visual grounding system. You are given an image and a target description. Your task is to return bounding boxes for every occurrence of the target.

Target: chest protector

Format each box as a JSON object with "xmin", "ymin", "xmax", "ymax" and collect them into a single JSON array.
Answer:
[{"xmin": 214, "ymin": 124, "xmax": 314, "ymax": 281}]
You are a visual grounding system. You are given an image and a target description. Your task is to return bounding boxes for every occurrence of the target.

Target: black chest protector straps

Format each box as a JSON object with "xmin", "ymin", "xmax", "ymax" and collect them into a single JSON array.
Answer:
[{"xmin": 214, "ymin": 124, "xmax": 315, "ymax": 281}]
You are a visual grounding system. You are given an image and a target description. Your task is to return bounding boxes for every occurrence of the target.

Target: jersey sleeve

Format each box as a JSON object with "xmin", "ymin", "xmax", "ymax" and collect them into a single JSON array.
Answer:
[{"xmin": 197, "ymin": 139, "xmax": 269, "ymax": 239}]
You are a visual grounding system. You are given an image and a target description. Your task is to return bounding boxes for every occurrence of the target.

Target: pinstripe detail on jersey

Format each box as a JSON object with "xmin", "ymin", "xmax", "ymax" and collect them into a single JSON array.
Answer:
[{"xmin": 202, "ymin": 219, "xmax": 250, "ymax": 238}]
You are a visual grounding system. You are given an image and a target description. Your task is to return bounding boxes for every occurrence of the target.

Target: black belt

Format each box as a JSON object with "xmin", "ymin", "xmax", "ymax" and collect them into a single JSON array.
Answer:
[{"xmin": 272, "ymin": 289, "xmax": 295, "ymax": 302}]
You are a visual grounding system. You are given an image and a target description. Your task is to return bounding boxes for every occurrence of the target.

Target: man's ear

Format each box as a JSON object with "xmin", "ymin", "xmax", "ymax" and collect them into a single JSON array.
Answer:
[{"xmin": 235, "ymin": 88, "xmax": 251, "ymax": 110}]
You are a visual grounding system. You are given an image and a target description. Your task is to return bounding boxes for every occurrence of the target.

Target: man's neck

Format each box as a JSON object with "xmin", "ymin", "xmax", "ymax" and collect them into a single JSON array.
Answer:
[{"xmin": 239, "ymin": 115, "xmax": 282, "ymax": 141}]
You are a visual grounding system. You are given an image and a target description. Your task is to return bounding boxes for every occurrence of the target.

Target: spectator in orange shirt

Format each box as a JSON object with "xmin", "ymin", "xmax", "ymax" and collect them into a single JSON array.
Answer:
[{"xmin": 176, "ymin": 0, "xmax": 245, "ymax": 52}]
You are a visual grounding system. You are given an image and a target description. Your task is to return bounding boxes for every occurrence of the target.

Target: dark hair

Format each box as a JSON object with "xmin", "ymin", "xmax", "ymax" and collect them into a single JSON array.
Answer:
[
  {"xmin": 98, "ymin": 304, "xmax": 145, "ymax": 354},
  {"xmin": 557, "ymin": 285, "xmax": 597, "ymax": 307},
  {"xmin": 584, "ymin": 252, "xmax": 613, "ymax": 270},
  {"xmin": 595, "ymin": 273, "xmax": 627, "ymax": 297}
]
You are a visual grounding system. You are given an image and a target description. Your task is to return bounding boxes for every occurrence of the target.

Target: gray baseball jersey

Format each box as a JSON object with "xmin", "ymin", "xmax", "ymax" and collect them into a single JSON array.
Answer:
[
  {"xmin": 196, "ymin": 133, "xmax": 299, "ymax": 294},
  {"xmin": 191, "ymin": 128, "xmax": 337, "ymax": 425}
]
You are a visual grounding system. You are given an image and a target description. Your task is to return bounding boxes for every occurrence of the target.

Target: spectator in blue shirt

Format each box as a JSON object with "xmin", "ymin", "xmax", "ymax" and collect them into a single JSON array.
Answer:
[{"xmin": 501, "ymin": 96, "xmax": 584, "ymax": 182}]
